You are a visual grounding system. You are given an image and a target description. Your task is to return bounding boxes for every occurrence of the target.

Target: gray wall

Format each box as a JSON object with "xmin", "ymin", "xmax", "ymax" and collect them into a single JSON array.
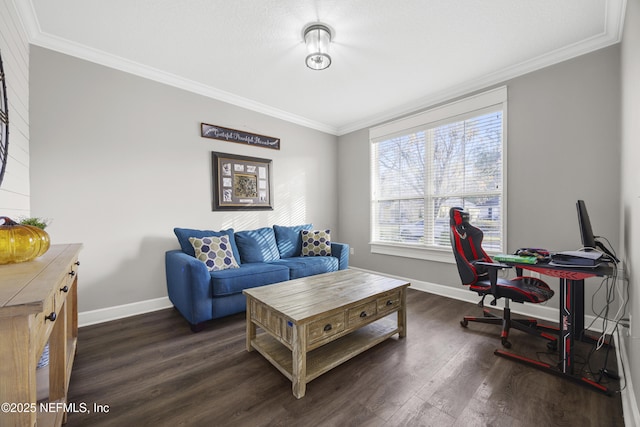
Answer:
[
  {"xmin": 621, "ymin": 0, "xmax": 640, "ymax": 417},
  {"xmin": 29, "ymin": 46, "xmax": 339, "ymax": 314},
  {"xmin": 338, "ymin": 45, "xmax": 621, "ymax": 315}
]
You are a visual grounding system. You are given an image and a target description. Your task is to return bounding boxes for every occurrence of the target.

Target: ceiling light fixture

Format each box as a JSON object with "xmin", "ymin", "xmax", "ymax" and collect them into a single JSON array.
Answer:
[{"xmin": 304, "ymin": 23, "xmax": 332, "ymax": 70}]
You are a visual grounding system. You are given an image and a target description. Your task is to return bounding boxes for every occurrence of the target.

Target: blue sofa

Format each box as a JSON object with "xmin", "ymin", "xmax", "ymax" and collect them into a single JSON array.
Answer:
[{"xmin": 165, "ymin": 224, "xmax": 349, "ymax": 331}]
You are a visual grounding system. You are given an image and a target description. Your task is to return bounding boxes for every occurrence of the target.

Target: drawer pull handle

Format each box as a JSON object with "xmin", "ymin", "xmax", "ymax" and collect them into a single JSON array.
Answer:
[
  {"xmin": 323, "ymin": 324, "xmax": 332, "ymax": 332},
  {"xmin": 360, "ymin": 311, "xmax": 367, "ymax": 318},
  {"xmin": 69, "ymin": 270, "xmax": 76, "ymax": 277},
  {"xmin": 45, "ymin": 312, "xmax": 57, "ymax": 322},
  {"xmin": 60, "ymin": 285, "xmax": 69, "ymax": 293},
  {"xmin": 386, "ymin": 300, "xmax": 394, "ymax": 306}
]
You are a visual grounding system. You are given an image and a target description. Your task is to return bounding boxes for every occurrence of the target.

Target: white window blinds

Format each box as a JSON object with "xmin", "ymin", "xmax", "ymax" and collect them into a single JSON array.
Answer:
[{"xmin": 370, "ymin": 87, "xmax": 507, "ymax": 258}]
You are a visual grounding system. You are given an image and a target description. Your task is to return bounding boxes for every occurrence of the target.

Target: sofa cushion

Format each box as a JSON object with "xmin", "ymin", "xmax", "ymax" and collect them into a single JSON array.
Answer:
[
  {"xmin": 271, "ymin": 256, "xmax": 339, "ymax": 280},
  {"xmin": 210, "ymin": 263, "xmax": 289, "ymax": 296},
  {"xmin": 235, "ymin": 227, "xmax": 281, "ymax": 263},
  {"xmin": 174, "ymin": 227, "xmax": 241, "ymax": 263},
  {"xmin": 301, "ymin": 229, "xmax": 332, "ymax": 256},
  {"xmin": 273, "ymin": 224, "xmax": 313, "ymax": 258},
  {"xmin": 189, "ymin": 235, "xmax": 240, "ymax": 271}
]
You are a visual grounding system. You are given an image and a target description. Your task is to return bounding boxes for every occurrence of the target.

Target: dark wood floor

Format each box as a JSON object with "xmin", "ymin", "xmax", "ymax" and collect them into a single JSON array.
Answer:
[{"xmin": 64, "ymin": 289, "xmax": 625, "ymax": 426}]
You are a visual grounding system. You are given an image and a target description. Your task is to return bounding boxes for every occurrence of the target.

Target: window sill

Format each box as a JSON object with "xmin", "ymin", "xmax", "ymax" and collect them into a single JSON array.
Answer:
[{"xmin": 370, "ymin": 242, "xmax": 456, "ymax": 263}]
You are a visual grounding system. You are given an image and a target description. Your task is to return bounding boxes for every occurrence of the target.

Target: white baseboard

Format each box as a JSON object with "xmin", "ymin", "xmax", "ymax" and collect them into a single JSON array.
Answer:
[
  {"xmin": 78, "ymin": 296, "xmax": 172, "ymax": 327},
  {"xmin": 77, "ymin": 268, "xmax": 605, "ymax": 333},
  {"xmin": 78, "ymin": 268, "xmax": 639, "ymax": 425},
  {"xmin": 615, "ymin": 329, "xmax": 640, "ymax": 427},
  {"xmin": 351, "ymin": 266, "xmax": 580, "ymax": 326}
]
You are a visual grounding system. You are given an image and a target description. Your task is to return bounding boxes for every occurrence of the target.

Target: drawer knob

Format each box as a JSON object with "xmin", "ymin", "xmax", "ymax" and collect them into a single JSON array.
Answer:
[
  {"xmin": 323, "ymin": 324, "xmax": 332, "ymax": 332},
  {"xmin": 386, "ymin": 300, "xmax": 394, "ymax": 306},
  {"xmin": 75, "ymin": 261, "xmax": 81, "ymax": 266},
  {"xmin": 69, "ymin": 270, "xmax": 76, "ymax": 277},
  {"xmin": 360, "ymin": 311, "xmax": 367, "ymax": 318},
  {"xmin": 60, "ymin": 285, "xmax": 69, "ymax": 293},
  {"xmin": 45, "ymin": 312, "xmax": 57, "ymax": 322}
]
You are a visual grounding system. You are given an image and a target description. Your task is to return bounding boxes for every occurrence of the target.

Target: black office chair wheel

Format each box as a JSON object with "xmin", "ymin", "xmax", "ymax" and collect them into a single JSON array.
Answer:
[
  {"xmin": 547, "ymin": 340, "xmax": 558, "ymax": 351},
  {"xmin": 460, "ymin": 319, "xmax": 468, "ymax": 328},
  {"xmin": 501, "ymin": 338, "xmax": 511, "ymax": 349}
]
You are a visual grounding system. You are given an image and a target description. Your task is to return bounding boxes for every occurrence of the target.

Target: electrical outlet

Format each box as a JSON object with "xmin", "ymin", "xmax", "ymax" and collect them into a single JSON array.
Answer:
[{"xmin": 350, "ymin": 247, "xmax": 355, "ymax": 255}]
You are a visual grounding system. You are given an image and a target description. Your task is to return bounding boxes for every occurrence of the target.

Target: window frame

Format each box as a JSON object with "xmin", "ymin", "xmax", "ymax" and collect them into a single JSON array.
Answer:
[{"xmin": 369, "ymin": 86, "xmax": 508, "ymax": 263}]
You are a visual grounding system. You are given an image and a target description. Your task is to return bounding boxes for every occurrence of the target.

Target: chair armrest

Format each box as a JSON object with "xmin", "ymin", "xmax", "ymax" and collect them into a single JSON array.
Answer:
[
  {"xmin": 165, "ymin": 250, "xmax": 212, "ymax": 325},
  {"xmin": 474, "ymin": 261, "xmax": 511, "ymax": 298},
  {"xmin": 475, "ymin": 261, "xmax": 511, "ymax": 270},
  {"xmin": 331, "ymin": 242, "xmax": 350, "ymax": 270}
]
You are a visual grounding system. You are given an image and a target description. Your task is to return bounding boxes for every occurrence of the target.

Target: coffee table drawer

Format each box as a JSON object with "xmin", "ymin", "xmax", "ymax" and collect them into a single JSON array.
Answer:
[
  {"xmin": 249, "ymin": 299, "xmax": 293, "ymax": 344},
  {"xmin": 347, "ymin": 301, "xmax": 377, "ymax": 327},
  {"xmin": 377, "ymin": 291, "xmax": 402, "ymax": 315},
  {"xmin": 308, "ymin": 312, "xmax": 345, "ymax": 344}
]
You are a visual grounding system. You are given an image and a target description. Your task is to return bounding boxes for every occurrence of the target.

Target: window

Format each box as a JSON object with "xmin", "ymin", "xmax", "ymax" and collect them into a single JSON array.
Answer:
[{"xmin": 370, "ymin": 87, "xmax": 507, "ymax": 262}]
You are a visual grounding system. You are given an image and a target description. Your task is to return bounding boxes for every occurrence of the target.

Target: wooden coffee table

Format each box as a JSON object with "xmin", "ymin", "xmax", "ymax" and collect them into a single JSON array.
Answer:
[{"xmin": 243, "ymin": 269, "xmax": 410, "ymax": 398}]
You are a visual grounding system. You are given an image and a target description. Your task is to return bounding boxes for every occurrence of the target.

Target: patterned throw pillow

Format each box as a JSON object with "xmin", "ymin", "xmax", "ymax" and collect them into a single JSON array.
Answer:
[
  {"xmin": 189, "ymin": 235, "xmax": 240, "ymax": 271},
  {"xmin": 301, "ymin": 229, "xmax": 332, "ymax": 257}
]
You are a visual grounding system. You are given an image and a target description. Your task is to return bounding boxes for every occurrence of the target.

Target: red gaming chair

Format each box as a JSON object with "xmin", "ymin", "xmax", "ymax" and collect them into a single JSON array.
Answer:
[{"xmin": 449, "ymin": 207, "xmax": 557, "ymax": 349}]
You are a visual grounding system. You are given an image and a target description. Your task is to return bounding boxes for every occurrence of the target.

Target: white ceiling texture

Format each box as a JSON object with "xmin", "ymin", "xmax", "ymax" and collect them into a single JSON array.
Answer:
[{"xmin": 15, "ymin": 0, "xmax": 627, "ymax": 135}]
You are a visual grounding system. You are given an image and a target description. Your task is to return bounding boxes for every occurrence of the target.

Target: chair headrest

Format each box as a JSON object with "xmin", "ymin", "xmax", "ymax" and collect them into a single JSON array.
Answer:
[{"xmin": 450, "ymin": 207, "xmax": 469, "ymax": 226}]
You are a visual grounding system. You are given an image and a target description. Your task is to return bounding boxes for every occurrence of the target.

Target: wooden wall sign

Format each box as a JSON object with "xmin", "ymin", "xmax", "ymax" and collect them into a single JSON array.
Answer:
[{"xmin": 201, "ymin": 123, "xmax": 280, "ymax": 150}]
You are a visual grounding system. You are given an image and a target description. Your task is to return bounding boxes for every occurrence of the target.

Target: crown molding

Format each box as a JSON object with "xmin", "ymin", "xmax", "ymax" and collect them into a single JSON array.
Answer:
[
  {"xmin": 11, "ymin": 0, "xmax": 40, "ymax": 40},
  {"xmin": 14, "ymin": 0, "xmax": 338, "ymax": 135},
  {"xmin": 29, "ymin": 31, "xmax": 339, "ymax": 135},
  {"xmin": 336, "ymin": 0, "xmax": 627, "ymax": 136},
  {"xmin": 14, "ymin": 0, "xmax": 625, "ymax": 138}
]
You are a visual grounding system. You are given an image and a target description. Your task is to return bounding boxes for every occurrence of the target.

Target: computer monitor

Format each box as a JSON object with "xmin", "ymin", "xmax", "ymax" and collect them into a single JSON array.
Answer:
[
  {"xmin": 576, "ymin": 200, "xmax": 597, "ymax": 250},
  {"xmin": 576, "ymin": 199, "xmax": 618, "ymax": 262}
]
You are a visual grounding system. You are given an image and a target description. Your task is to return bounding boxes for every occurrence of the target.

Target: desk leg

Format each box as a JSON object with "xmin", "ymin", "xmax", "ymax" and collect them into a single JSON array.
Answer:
[
  {"xmin": 572, "ymin": 279, "xmax": 585, "ymax": 340},
  {"xmin": 559, "ymin": 278, "xmax": 574, "ymax": 374},
  {"xmin": 496, "ymin": 266, "xmax": 613, "ymax": 395}
]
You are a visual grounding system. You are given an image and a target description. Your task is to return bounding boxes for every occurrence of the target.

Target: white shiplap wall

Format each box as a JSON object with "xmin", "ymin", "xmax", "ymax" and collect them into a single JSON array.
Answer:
[{"xmin": 0, "ymin": 0, "xmax": 30, "ymax": 218}]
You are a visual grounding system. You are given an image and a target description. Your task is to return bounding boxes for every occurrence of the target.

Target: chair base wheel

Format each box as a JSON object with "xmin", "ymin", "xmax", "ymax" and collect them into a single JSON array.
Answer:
[
  {"xmin": 460, "ymin": 319, "xmax": 468, "ymax": 328},
  {"xmin": 547, "ymin": 340, "xmax": 558, "ymax": 351},
  {"xmin": 501, "ymin": 338, "xmax": 512, "ymax": 349}
]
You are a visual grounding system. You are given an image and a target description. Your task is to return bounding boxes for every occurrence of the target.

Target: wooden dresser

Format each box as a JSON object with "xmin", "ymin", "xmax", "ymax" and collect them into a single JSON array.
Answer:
[{"xmin": 0, "ymin": 244, "xmax": 82, "ymax": 426}]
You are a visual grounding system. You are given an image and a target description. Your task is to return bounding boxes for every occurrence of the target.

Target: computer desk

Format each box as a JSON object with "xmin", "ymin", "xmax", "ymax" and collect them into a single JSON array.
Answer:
[{"xmin": 495, "ymin": 260, "xmax": 615, "ymax": 395}]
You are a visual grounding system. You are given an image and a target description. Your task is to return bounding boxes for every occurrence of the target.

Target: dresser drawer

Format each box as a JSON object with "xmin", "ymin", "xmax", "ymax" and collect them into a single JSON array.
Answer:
[
  {"xmin": 34, "ymin": 261, "xmax": 76, "ymax": 356},
  {"xmin": 377, "ymin": 291, "xmax": 401, "ymax": 315},
  {"xmin": 347, "ymin": 300, "xmax": 377, "ymax": 327},
  {"xmin": 34, "ymin": 290, "xmax": 58, "ymax": 357},
  {"xmin": 308, "ymin": 312, "xmax": 345, "ymax": 344},
  {"xmin": 55, "ymin": 284, "xmax": 67, "ymax": 314}
]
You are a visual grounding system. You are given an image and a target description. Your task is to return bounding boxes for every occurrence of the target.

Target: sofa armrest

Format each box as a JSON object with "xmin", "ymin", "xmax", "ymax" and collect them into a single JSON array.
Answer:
[
  {"xmin": 165, "ymin": 250, "xmax": 212, "ymax": 325},
  {"xmin": 331, "ymin": 242, "xmax": 350, "ymax": 270}
]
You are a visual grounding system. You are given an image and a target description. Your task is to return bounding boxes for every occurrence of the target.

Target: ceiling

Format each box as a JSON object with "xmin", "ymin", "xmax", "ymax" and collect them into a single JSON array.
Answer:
[{"xmin": 16, "ymin": 0, "xmax": 626, "ymax": 135}]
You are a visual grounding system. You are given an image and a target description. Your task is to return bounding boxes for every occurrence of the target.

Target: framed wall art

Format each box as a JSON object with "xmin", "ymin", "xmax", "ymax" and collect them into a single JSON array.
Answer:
[{"xmin": 211, "ymin": 152, "xmax": 273, "ymax": 211}]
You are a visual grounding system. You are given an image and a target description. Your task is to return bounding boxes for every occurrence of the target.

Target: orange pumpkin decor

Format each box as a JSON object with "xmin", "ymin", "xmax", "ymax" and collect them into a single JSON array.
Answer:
[{"xmin": 0, "ymin": 216, "xmax": 50, "ymax": 264}]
